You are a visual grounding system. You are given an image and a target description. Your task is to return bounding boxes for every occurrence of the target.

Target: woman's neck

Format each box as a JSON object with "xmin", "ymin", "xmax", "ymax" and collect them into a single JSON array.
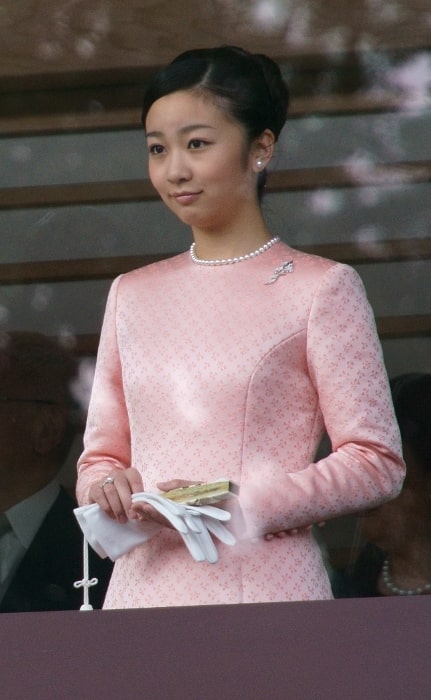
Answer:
[{"xmin": 191, "ymin": 214, "xmax": 273, "ymax": 261}]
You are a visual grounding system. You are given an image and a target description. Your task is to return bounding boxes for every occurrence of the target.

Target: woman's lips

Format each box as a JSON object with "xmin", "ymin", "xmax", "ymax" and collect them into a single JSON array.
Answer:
[{"xmin": 172, "ymin": 191, "xmax": 202, "ymax": 204}]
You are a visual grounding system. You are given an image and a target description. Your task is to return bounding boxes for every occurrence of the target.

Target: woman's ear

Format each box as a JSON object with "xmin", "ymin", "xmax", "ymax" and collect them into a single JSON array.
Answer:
[{"xmin": 251, "ymin": 129, "xmax": 275, "ymax": 172}]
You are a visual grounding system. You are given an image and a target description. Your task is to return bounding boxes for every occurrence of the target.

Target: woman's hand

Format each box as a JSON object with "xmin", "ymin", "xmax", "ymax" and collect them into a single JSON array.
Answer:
[
  {"xmin": 264, "ymin": 522, "xmax": 326, "ymax": 540},
  {"xmin": 89, "ymin": 467, "xmax": 143, "ymax": 524},
  {"xmin": 128, "ymin": 479, "xmax": 203, "ymax": 530},
  {"xmin": 156, "ymin": 479, "xmax": 204, "ymax": 492}
]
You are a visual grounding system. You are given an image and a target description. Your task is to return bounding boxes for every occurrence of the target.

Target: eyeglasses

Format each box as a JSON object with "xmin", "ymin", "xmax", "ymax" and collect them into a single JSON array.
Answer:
[{"xmin": 0, "ymin": 396, "xmax": 58, "ymax": 405}]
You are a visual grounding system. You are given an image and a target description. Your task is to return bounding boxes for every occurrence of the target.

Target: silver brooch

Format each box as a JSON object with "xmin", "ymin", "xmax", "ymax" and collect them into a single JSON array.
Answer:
[{"xmin": 264, "ymin": 260, "xmax": 294, "ymax": 285}]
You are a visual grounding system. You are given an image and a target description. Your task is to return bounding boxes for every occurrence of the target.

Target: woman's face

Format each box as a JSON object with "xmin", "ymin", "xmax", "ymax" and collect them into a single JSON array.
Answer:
[{"xmin": 145, "ymin": 90, "xmax": 260, "ymax": 233}]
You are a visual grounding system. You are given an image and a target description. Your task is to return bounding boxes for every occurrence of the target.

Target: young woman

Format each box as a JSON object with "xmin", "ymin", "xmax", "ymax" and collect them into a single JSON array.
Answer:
[{"xmin": 76, "ymin": 46, "xmax": 404, "ymax": 608}]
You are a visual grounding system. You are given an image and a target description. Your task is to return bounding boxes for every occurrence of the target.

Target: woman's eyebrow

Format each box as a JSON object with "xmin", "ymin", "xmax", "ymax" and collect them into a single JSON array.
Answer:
[{"xmin": 146, "ymin": 124, "xmax": 216, "ymax": 138}]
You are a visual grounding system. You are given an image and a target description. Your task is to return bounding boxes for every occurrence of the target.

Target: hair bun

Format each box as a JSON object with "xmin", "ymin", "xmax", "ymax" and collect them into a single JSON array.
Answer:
[{"xmin": 252, "ymin": 53, "xmax": 290, "ymax": 138}]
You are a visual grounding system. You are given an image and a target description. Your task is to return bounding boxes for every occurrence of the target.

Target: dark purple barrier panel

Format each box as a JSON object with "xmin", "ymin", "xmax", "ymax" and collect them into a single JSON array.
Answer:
[{"xmin": 1, "ymin": 597, "xmax": 430, "ymax": 699}]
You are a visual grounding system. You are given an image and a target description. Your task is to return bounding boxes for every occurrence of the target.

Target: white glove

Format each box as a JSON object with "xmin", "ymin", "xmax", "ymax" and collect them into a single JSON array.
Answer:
[
  {"xmin": 132, "ymin": 493, "xmax": 236, "ymax": 562},
  {"xmin": 132, "ymin": 493, "xmax": 207, "ymax": 562},
  {"xmin": 75, "ymin": 492, "xmax": 236, "ymax": 563},
  {"xmin": 184, "ymin": 504, "xmax": 237, "ymax": 563},
  {"xmin": 74, "ymin": 502, "xmax": 161, "ymax": 560}
]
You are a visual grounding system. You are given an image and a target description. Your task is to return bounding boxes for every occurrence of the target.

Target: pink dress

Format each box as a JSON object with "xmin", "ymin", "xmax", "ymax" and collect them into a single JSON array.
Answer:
[{"xmin": 76, "ymin": 241, "xmax": 404, "ymax": 608}]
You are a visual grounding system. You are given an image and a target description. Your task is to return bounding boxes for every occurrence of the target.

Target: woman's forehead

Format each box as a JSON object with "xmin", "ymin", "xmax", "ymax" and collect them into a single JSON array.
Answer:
[{"xmin": 145, "ymin": 89, "xmax": 234, "ymax": 133}]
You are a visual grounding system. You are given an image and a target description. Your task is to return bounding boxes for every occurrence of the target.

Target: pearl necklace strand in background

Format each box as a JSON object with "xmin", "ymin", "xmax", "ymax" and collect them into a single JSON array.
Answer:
[
  {"xmin": 190, "ymin": 236, "xmax": 280, "ymax": 266},
  {"xmin": 382, "ymin": 557, "xmax": 431, "ymax": 596}
]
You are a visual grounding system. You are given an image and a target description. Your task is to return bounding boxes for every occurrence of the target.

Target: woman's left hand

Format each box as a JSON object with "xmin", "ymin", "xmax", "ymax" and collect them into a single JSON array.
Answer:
[
  {"xmin": 129, "ymin": 479, "xmax": 203, "ymax": 529},
  {"xmin": 264, "ymin": 522, "xmax": 325, "ymax": 540}
]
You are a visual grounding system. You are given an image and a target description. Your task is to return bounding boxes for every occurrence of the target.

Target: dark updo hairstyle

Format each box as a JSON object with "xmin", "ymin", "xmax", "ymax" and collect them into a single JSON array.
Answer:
[
  {"xmin": 142, "ymin": 46, "xmax": 290, "ymax": 200},
  {"xmin": 390, "ymin": 373, "xmax": 431, "ymax": 474}
]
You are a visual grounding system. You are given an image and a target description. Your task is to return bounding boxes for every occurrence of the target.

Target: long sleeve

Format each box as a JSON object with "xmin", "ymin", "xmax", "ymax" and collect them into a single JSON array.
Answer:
[
  {"xmin": 239, "ymin": 263, "xmax": 405, "ymax": 537},
  {"xmin": 76, "ymin": 276, "xmax": 131, "ymax": 505}
]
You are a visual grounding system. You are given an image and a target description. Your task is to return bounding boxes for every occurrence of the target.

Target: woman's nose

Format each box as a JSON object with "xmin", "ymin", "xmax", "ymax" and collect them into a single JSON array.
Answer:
[{"xmin": 166, "ymin": 151, "xmax": 192, "ymax": 183}]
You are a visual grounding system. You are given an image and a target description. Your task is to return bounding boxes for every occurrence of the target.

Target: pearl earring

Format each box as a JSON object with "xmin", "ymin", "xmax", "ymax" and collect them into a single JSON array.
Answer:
[{"xmin": 256, "ymin": 159, "xmax": 264, "ymax": 169}]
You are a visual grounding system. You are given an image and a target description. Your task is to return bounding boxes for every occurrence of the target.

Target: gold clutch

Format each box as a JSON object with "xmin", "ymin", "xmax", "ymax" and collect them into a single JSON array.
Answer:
[{"xmin": 162, "ymin": 480, "xmax": 238, "ymax": 506}]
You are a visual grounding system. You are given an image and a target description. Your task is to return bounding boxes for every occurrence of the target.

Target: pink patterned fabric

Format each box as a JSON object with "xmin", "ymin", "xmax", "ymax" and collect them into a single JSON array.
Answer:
[{"xmin": 76, "ymin": 241, "xmax": 404, "ymax": 608}]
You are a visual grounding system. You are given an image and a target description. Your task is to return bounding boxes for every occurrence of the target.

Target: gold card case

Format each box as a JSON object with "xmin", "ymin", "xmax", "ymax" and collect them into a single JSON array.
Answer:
[{"xmin": 162, "ymin": 480, "xmax": 238, "ymax": 506}]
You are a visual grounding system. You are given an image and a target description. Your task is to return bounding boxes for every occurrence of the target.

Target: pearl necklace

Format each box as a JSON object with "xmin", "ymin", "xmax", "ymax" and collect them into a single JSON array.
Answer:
[
  {"xmin": 190, "ymin": 236, "xmax": 280, "ymax": 266},
  {"xmin": 382, "ymin": 557, "xmax": 431, "ymax": 596}
]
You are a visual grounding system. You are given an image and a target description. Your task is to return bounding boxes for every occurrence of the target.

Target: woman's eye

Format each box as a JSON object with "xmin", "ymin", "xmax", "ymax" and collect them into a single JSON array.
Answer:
[
  {"xmin": 189, "ymin": 139, "xmax": 207, "ymax": 149},
  {"xmin": 148, "ymin": 144, "xmax": 165, "ymax": 155}
]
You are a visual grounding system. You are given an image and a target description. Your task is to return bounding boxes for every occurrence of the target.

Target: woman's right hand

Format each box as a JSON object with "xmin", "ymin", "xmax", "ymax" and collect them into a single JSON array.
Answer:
[{"xmin": 89, "ymin": 467, "xmax": 144, "ymax": 524}]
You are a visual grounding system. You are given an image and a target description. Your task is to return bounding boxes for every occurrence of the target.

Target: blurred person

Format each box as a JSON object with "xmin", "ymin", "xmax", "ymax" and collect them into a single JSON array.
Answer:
[
  {"xmin": 332, "ymin": 373, "xmax": 431, "ymax": 597},
  {"xmin": 0, "ymin": 331, "xmax": 112, "ymax": 612}
]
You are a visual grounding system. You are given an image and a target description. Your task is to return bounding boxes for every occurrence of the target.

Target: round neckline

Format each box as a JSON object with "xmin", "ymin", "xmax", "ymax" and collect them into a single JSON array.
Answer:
[{"xmin": 189, "ymin": 236, "xmax": 280, "ymax": 266}]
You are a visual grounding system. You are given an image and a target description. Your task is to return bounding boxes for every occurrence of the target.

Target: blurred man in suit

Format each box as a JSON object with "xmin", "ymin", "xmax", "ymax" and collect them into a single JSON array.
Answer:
[{"xmin": 0, "ymin": 331, "xmax": 112, "ymax": 612}]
